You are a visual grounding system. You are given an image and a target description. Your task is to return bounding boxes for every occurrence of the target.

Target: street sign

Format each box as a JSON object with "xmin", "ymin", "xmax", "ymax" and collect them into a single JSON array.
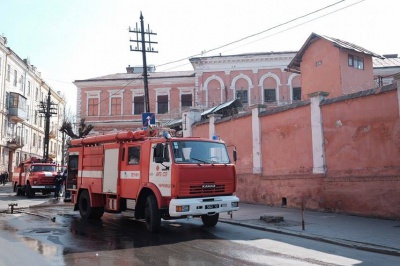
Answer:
[{"xmin": 142, "ymin": 112, "xmax": 155, "ymax": 127}]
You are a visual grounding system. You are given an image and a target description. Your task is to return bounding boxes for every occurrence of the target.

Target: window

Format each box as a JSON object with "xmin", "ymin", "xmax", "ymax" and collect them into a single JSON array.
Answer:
[
  {"xmin": 88, "ymin": 98, "xmax": 99, "ymax": 116},
  {"xmin": 35, "ymin": 88, "xmax": 39, "ymax": 101},
  {"xmin": 7, "ymin": 64, "xmax": 10, "ymax": 81},
  {"xmin": 25, "ymin": 129, "xmax": 28, "ymax": 145},
  {"xmin": 27, "ymin": 81, "xmax": 31, "ymax": 96},
  {"xmin": 236, "ymin": 90, "xmax": 248, "ymax": 104},
  {"xmin": 39, "ymin": 136, "xmax": 42, "ymax": 149},
  {"xmin": 33, "ymin": 133, "xmax": 36, "ymax": 147},
  {"xmin": 181, "ymin": 94, "xmax": 192, "ymax": 108},
  {"xmin": 293, "ymin": 87, "xmax": 301, "ymax": 101},
  {"xmin": 8, "ymin": 93, "xmax": 18, "ymax": 108},
  {"xmin": 13, "ymin": 70, "xmax": 17, "ymax": 86},
  {"xmin": 111, "ymin": 97, "xmax": 121, "ymax": 115},
  {"xmin": 20, "ymin": 75, "xmax": 24, "ymax": 91},
  {"xmin": 264, "ymin": 89, "xmax": 276, "ymax": 103},
  {"xmin": 128, "ymin": 146, "xmax": 141, "ymax": 165},
  {"xmin": 133, "ymin": 96, "xmax": 144, "ymax": 115},
  {"xmin": 348, "ymin": 54, "xmax": 364, "ymax": 70},
  {"xmin": 157, "ymin": 95, "xmax": 168, "ymax": 114},
  {"xmin": 34, "ymin": 110, "xmax": 38, "ymax": 125}
]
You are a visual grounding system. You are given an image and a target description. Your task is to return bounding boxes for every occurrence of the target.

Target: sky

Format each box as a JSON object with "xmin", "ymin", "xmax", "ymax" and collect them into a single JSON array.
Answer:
[{"xmin": 0, "ymin": 0, "xmax": 398, "ymax": 116}]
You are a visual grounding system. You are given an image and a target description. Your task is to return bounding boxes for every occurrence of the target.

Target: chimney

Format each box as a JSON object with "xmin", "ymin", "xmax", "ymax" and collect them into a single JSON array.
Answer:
[{"xmin": 126, "ymin": 65, "xmax": 134, "ymax": 74}]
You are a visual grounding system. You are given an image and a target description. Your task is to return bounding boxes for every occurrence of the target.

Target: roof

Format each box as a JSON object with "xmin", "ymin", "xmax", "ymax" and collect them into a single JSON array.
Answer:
[
  {"xmin": 373, "ymin": 57, "xmax": 400, "ymax": 68},
  {"xmin": 201, "ymin": 99, "xmax": 243, "ymax": 120},
  {"xmin": 75, "ymin": 71, "xmax": 195, "ymax": 82},
  {"xmin": 287, "ymin": 32, "xmax": 385, "ymax": 72}
]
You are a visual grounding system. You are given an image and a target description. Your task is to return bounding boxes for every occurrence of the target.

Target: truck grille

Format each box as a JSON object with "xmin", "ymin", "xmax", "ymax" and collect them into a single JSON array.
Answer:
[{"xmin": 189, "ymin": 184, "xmax": 225, "ymax": 194}]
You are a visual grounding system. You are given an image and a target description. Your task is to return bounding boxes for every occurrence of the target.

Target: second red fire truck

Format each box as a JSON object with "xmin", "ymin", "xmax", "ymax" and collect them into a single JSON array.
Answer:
[{"xmin": 66, "ymin": 127, "xmax": 239, "ymax": 232}]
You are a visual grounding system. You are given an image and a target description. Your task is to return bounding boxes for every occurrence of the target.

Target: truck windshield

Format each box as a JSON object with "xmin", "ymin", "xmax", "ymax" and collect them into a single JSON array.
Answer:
[
  {"xmin": 171, "ymin": 140, "xmax": 230, "ymax": 164},
  {"xmin": 31, "ymin": 165, "xmax": 56, "ymax": 172}
]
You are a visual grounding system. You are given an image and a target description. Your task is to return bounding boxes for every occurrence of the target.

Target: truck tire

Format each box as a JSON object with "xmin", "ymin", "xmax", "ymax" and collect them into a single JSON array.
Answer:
[
  {"xmin": 145, "ymin": 195, "xmax": 161, "ymax": 233},
  {"xmin": 201, "ymin": 213, "xmax": 219, "ymax": 227},
  {"xmin": 79, "ymin": 190, "xmax": 92, "ymax": 219},
  {"xmin": 90, "ymin": 207, "xmax": 104, "ymax": 220},
  {"xmin": 26, "ymin": 183, "xmax": 35, "ymax": 198}
]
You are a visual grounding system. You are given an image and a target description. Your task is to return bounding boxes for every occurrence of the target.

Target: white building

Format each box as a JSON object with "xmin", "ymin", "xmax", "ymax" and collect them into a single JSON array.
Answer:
[{"xmin": 0, "ymin": 36, "xmax": 66, "ymax": 173}]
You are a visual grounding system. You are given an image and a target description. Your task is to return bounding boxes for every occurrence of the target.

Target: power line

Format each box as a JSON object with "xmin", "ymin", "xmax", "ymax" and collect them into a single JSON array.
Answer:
[
  {"xmin": 156, "ymin": 0, "xmax": 359, "ymax": 70},
  {"xmin": 219, "ymin": 0, "xmax": 366, "ymax": 55}
]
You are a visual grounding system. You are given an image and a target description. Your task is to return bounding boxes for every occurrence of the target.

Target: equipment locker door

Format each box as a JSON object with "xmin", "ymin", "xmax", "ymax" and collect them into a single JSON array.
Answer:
[{"xmin": 103, "ymin": 148, "xmax": 119, "ymax": 193}]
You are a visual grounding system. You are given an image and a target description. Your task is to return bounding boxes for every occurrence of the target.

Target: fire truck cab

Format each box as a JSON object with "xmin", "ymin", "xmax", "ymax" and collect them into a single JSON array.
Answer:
[
  {"xmin": 12, "ymin": 157, "xmax": 58, "ymax": 198},
  {"xmin": 67, "ymin": 128, "xmax": 239, "ymax": 232}
]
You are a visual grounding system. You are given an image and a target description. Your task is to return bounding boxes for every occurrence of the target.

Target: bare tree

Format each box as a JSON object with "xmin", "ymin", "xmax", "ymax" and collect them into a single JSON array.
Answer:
[{"xmin": 59, "ymin": 118, "xmax": 93, "ymax": 139}]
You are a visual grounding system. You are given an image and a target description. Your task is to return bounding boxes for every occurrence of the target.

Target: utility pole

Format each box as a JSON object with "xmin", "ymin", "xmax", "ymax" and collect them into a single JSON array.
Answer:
[
  {"xmin": 38, "ymin": 89, "xmax": 57, "ymax": 160},
  {"xmin": 61, "ymin": 105, "xmax": 66, "ymax": 166},
  {"xmin": 129, "ymin": 11, "xmax": 158, "ymax": 113}
]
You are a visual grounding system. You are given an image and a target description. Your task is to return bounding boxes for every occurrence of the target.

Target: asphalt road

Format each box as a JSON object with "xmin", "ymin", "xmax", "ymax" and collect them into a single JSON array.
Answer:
[{"xmin": 1, "ymin": 204, "xmax": 400, "ymax": 266}]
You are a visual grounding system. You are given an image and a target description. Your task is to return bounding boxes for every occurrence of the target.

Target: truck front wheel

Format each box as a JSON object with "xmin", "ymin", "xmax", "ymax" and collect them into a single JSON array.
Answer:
[
  {"xmin": 201, "ymin": 213, "xmax": 219, "ymax": 227},
  {"xmin": 145, "ymin": 195, "xmax": 161, "ymax": 233},
  {"xmin": 26, "ymin": 183, "xmax": 35, "ymax": 198}
]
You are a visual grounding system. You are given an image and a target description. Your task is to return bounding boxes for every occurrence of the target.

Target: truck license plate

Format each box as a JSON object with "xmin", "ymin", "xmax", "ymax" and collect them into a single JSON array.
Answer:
[{"xmin": 205, "ymin": 204, "xmax": 219, "ymax": 209}]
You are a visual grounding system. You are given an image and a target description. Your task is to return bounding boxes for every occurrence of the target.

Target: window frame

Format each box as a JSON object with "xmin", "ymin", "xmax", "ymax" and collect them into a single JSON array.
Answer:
[
  {"xmin": 264, "ymin": 88, "xmax": 276, "ymax": 103},
  {"xmin": 348, "ymin": 54, "xmax": 364, "ymax": 70}
]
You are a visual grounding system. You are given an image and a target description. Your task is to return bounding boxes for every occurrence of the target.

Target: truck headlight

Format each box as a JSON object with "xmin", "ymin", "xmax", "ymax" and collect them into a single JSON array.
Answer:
[
  {"xmin": 176, "ymin": 205, "xmax": 190, "ymax": 212},
  {"xmin": 33, "ymin": 180, "xmax": 37, "ymax": 185},
  {"xmin": 231, "ymin": 202, "xmax": 239, "ymax": 208}
]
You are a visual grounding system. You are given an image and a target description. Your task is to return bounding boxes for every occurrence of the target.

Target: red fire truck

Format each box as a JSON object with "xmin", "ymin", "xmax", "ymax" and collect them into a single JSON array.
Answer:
[
  {"xmin": 12, "ymin": 157, "xmax": 58, "ymax": 198},
  {"xmin": 66, "ymin": 128, "xmax": 239, "ymax": 232}
]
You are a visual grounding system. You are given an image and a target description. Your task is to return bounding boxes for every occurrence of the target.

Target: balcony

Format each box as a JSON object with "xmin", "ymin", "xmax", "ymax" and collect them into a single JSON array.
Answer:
[
  {"xmin": 8, "ymin": 107, "xmax": 27, "ymax": 123},
  {"xmin": 6, "ymin": 137, "xmax": 24, "ymax": 149},
  {"xmin": 7, "ymin": 92, "xmax": 28, "ymax": 123}
]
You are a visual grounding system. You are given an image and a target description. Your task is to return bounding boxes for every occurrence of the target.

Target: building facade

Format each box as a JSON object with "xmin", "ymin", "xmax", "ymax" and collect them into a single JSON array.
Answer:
[
  {"xmin": 0, "ymin": 36, "xmax": 66, "ymax": 173},
  {"xmin": 75, "ymin": 52, "xmax": 302, "ymax": 134}
]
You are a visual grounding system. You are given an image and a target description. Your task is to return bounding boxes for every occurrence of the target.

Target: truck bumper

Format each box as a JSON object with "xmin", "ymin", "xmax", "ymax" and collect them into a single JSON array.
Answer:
[
  {"xmin": 169, "ymin": 195, "xmax": 239, "ymax": 217},
  {"xmin": 31, "ymin": 185, "xmax": 56, "ymax": 189}
]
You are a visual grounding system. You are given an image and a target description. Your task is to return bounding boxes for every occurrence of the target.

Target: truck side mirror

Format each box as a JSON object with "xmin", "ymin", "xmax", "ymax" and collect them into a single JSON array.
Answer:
[{"xmin": 233, "ymin": 148, "xmax": 237, "ymax": 163}]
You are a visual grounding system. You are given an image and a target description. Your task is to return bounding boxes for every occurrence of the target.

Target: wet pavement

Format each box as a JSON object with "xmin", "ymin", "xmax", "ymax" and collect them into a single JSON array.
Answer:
[{"xmin": 1, "ymin": 182, "xmax": 399, "ymax": 257}]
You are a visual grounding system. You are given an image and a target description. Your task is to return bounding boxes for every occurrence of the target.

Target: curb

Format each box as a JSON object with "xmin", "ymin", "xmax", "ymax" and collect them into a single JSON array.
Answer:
[{"xmin": 219, "ymin": 218, "xmax": 400, "ymax": 257}]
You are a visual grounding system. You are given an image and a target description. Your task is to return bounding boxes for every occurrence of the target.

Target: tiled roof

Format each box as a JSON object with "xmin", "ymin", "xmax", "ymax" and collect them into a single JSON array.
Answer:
[
  {"xmin": 75, "ymin": 71, "xmax": 195, "ymax": 82},
  {"xmin": 287, "ymin": 32, "xmax": 384, "ymax": 72}
]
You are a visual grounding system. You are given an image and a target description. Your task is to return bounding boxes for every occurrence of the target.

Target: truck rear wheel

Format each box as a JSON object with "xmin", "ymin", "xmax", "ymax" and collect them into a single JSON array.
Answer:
[
  {"xmin": 79, "ymin": 190, "xmax": 92, "ymax": 219},
  {"xmin": 201, "ymin": 213, "xmax": 219, "ymax": 227},
  {"xmin": 90, "ymin": 207, "xmax": 104, "ymax": 219},
  {"xmin": 145, "ymin": 195, "xmax": 161, "ymax": 233},
  {"xmin": 26, "ymin": 183, "xmax": 35, "ymax": 198}
]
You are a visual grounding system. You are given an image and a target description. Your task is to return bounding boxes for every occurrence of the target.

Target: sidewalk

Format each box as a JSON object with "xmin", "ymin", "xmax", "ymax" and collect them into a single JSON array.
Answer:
[
  {"xmin": 0, "ymin": 182, "xmax": 63, "ymax": 213},
  {"xmin": 1, "ymin": 182, "xmax": 399, "ymax": 256},
  {"xmin": 219, "ymin": 202, "xmax": 400, "ymax": 256}
]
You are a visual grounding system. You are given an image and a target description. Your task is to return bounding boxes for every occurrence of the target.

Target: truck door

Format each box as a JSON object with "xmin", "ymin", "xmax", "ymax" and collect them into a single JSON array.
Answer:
[
  {"xmin": 67, "ymin": 153, "xmax": 79, "ymax": 190},
  {"xmin": 120, "ymin": 145, "xmax": 142, "ymax": 198}
]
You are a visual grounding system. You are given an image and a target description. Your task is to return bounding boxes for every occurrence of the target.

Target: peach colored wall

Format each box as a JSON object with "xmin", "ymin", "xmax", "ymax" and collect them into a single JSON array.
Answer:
[
  {"xmin": 192, "ymin": 122, "xmax": 209, "ymax": 138},
  {"xmin": 190, "ymin": 89, "xmax": 400, "ymax": 219},
  {"xmin": 339, "ymin": 50, "xmax": 375, "ymax": 94},
  {"xmin": 323, "ymin": 90, "xmax": 399, "ymax": 176},
  {"xmin": 261, "ymin": 105, "xmax": 313, "ymax": 176},
  {"xmin": 215, "ymin": 115, "xmax": 252, "ymax": 172},
  {"xmin": 300, "ymin": 38, "xmax": 341, "ymax": 98}
]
